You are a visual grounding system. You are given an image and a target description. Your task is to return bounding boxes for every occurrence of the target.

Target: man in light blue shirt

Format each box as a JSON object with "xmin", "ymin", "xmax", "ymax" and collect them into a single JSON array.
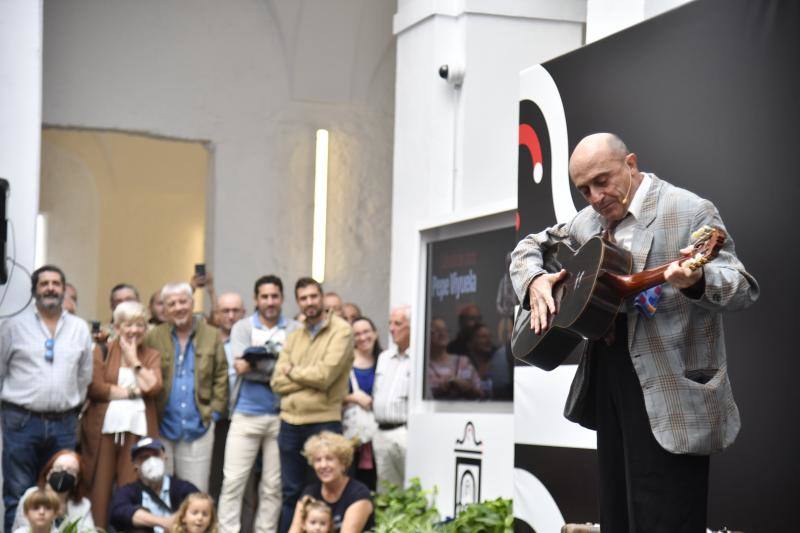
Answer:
[
  {"xmin": 145, "ymin": 282, "xmax": 228, "ymax": 493},
  {"xmin": 217, "ymin": 275, "xmax": 300, "ymax": 533},
  {"xmin": 0, "ymin": 265, "xmax": 93, "ymax": 532}
]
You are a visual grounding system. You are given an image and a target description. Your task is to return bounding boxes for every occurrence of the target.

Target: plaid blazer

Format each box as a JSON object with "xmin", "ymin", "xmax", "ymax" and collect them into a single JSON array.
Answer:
[{"xmin": 510, "ymin": 175, "xmax": 759, "ymax": 454}]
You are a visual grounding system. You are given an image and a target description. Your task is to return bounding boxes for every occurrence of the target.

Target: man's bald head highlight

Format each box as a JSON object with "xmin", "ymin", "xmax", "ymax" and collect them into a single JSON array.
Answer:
[{"xmin": 569, "ymin": 132, "xmax": 629, "ymax": 176}]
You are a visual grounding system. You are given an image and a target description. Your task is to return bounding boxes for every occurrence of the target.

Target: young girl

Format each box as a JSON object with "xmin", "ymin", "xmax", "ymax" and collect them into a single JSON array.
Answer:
[
  {"xmin": 13, "ymin": 489, "xmax": 60, "ymax": 533},
  {"xmin": 300, "ymin": 496, "xmax": 333, "ymax": 533},
  {"xmin": 171, "ymin": 493, "xmax": 218, "ymax": 533}
]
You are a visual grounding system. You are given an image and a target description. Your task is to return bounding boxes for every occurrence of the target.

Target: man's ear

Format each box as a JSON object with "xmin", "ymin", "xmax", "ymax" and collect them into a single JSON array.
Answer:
[{"xmin": 627, "ymin": 152, "xmax": 639, "ymax": 173}]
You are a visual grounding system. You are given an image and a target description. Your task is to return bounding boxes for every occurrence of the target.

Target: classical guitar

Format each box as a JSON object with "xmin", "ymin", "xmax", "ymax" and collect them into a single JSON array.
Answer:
[{"xmin": 511, "ymin": 226, "xmax": 725, "ymax": 370}]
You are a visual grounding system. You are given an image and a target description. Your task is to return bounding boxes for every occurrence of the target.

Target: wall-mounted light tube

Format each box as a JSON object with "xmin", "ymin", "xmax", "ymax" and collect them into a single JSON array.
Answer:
[
  {"xmin": 34, "ymin": 213, "xmax": 47, "ymax": 268},
  {"xmin": 312, "ymin": 129, "xmax": 329, "ymax": 283}
]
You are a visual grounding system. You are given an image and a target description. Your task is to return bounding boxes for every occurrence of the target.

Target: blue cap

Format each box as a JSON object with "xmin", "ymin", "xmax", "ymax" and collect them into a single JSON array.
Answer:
[{"xmin": 130, "ymin": 437, "xmax": 165, "ymax": 459}]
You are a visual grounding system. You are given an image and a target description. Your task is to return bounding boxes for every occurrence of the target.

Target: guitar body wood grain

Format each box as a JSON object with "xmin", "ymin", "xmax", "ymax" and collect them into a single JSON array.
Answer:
[{"xmin": 511, "ymin": 237, "xmax": 632, "ymax": 370}]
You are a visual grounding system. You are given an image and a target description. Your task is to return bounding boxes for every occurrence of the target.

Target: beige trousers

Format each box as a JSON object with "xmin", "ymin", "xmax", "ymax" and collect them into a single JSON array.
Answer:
[
  {"xmin": 373, "ymin": 426, "xmax": 407, "ymax": 493},
  {"xmin": 217, "ymin": 412, "xmax": 282, "ymax": 533},
  {"xmin": 162, "ymin": 421, "xmax": 216, "ymax": 493}
]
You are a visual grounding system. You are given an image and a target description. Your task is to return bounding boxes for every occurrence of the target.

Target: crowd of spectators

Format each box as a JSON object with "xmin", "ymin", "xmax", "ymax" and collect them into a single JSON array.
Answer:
[{"xmin": 0, "ymin": 265, "xmax": 413, "ymax": 533}]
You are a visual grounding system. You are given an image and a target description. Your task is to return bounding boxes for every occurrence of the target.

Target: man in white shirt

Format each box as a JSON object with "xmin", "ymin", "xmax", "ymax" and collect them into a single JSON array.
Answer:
[
  {"xmin": 372, "ymin": 305, "xmax": 411, "ymax": 492},
  {"xmin": 0, "ymin": 265, "xmax": 93, "ymax": 532}
]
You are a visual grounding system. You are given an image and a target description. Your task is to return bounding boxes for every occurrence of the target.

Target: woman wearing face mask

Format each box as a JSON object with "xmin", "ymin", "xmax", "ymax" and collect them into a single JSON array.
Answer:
[
  {"xmin": 80, "ymin": 301, "xmax": 162, "ymax": 528},
  {"xmin": 12, "ymin": 450, "xmax": 95, "ymax": 531}
]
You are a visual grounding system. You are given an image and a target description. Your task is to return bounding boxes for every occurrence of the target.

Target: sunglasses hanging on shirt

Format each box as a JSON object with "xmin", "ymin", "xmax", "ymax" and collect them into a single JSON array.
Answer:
[{"xmin": 44, "ymin": 338, "xmax": 55, "ymax": 362}]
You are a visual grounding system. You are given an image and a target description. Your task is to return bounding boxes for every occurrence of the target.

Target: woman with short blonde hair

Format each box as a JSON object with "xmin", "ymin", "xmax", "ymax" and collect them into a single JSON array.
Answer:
[
  {"xmin": 80, "ymin": 300, "xmax": 163, "ymax": 528},
  {"xmin": 289, "ymin": 431, "xmax": 373, "ymax": 533},
  {"xmin": 113, "ymin": 300, "xmax": 149, "ymax": 325},
  {"xmin": 303, "ymin": 432, "xmax": 355, "ymax": 470}
]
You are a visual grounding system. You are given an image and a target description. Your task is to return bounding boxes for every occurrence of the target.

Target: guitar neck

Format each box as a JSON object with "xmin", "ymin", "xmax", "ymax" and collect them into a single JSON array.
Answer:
[
  {"xmin": 601, "ymin": 259, "xmax": 684, "ymax": 299},
  {"xmin": 595, "ymin": 225, "xmax": 722, "ymax": 300}
]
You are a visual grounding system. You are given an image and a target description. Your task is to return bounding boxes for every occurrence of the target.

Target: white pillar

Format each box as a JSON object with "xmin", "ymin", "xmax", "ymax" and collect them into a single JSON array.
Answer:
[
  {"xmin": 391, "ymin": 0, "xmax": 586, "ymax": 509},
  {"xmin": 0, "ymin": 0, "xmax": 43, "ymax": 316},
  {"xmin": 390, "ymin": 0, "xmax": 586, "ymax": 311},
  {"xmin": 390, "ymin": 1, "xmax": 587, "ymax": 369}
]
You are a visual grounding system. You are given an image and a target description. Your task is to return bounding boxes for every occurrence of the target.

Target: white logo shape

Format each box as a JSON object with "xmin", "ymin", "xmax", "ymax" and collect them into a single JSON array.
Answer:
[{"xmin": 519, "ymin": 65, "xmax": 577, "ymax": 223}]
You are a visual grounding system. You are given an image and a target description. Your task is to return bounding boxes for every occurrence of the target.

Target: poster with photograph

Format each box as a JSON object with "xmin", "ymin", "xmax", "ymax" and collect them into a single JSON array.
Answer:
[{"xmin": 424, "ymin": 226, "xmax": 517, "ymax": 401}]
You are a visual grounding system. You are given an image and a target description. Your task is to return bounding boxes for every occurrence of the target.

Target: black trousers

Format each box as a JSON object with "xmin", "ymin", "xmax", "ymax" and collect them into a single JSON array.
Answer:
[{"xmin": 592, "ymin": 317, "xmax": 709, "ymax": 533}]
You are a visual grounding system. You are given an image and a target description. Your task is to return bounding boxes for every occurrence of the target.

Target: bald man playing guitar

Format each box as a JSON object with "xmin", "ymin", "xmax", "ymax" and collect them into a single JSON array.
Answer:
[{"xmin": 510, "ymin": 133, "xmax": 759, "ymax": 532}]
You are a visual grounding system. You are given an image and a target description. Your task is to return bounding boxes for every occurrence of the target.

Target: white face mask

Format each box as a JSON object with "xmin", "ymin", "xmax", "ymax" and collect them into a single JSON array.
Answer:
[{"xmin": 140, "ymin": 456, "xmax": 165, "ymax": 483}]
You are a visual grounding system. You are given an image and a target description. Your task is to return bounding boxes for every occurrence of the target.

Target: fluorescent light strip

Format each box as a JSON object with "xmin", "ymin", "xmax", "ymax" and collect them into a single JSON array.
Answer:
[
  {"xmin": 312, "ymin": 129, "xmax": 329, "ymax": 283},
  {"xmin": 34, "ymin": 213, "xmax": 47, "ymax": 268}
]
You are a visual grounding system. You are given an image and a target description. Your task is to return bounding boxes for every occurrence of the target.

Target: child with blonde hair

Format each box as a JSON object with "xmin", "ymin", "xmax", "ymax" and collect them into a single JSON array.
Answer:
[
  {"xmin": 299, "ymin": 496, "xmax": 333, "ymax": 533},
  {"xmin": 13, "ymin": 489, "xmax": 60, "ymax": 533},
  {"xmin": 171, "ymin": 492, "xmax": 218, "ymax": 533}
]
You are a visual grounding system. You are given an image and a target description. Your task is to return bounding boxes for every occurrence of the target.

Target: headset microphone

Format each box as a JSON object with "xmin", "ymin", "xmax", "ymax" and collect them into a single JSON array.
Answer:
[{"xmin": 620, "ymin": 165, "xmax": 633, "ymax": 205}]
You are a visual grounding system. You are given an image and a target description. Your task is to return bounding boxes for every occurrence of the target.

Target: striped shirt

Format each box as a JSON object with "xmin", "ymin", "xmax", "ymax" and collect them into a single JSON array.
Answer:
[
  {"xmin": 0, "ymin": 306, "xmax": 93, "ymax": 412},
  {"xmin": 372, "ymin": 347, "xmax": 410, "ymax": 424}
]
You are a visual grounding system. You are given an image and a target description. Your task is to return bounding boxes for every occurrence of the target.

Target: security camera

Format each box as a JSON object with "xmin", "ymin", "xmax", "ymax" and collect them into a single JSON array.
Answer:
[{"xmin": 438, "ymin": 64, "xmax": 465, "ymax": 86}]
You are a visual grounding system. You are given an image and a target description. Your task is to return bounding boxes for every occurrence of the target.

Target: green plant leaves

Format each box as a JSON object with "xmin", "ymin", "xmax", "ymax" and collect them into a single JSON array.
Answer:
[
  {"xmin": 373, "ymin": 478, "xmax": 440, "ymax": 533},
  {"xmin": 446, "ymin": 497, "xmax": 513, "ymax": 533},
  {"xmin": 372, "ymin": 478, "xmax": 512, "ymax": 533}
]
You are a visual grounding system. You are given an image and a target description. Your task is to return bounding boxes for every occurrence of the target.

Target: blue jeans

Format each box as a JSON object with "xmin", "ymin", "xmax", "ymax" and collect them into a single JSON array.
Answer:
[
  {"xmin": 277, "ymin": 420, "xmax": 342, "ymax": 533},
  {"xmin": 2, "ymin": 407, "xmax": 77, "ymax": 533}
]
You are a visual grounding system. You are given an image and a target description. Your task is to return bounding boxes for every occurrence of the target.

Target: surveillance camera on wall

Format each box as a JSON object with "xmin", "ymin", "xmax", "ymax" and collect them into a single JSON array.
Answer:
[{"xmin": 438, "ymin": 64, "xmax": 465, "ymax": 86}]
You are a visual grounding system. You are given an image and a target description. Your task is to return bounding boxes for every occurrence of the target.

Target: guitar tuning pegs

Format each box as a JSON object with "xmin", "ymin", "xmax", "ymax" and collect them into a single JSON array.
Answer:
[{"xmin": 691, "ymin": 225, "xmax": 713, "ymax": 241}]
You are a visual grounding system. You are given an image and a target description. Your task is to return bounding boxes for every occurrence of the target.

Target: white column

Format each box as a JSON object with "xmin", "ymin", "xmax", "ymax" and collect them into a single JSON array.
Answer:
[
  {"xmin": 0, "ymin": 0, "xmax": 43, "ymax": 316},
  {"xmin": 390, "ymin": 0, "xmax": 586, "ymax": 390},
  {"xmin": 391, "ymin": 0, "xmax": 586, "ymax": 510}
]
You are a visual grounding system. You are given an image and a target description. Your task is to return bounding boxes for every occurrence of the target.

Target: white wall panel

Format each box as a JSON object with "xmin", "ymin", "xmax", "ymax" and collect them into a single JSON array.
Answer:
[
  {"xmin": 42, "ymin": 0, "xmax": 395, "ymax": 326},
  {"xmin": 0, "ymin": 0, "xmax": 43, "ymax": 316}
]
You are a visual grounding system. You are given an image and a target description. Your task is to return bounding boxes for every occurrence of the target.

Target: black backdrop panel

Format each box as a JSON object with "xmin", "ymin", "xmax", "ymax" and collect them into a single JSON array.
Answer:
[
  {"xmin": 517, "ymin": 0, "xmax": 800, "ymax": 529},
  {"xmin": 515, "ymin": 444, "xmax": 598, "ymax": 525}
]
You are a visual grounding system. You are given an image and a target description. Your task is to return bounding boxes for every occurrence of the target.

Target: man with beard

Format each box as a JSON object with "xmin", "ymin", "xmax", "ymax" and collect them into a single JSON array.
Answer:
[
  {"xmin": 218, "ymin": 276, "xmax": 300, "ymax": 533},
  {"xmin": 145, "ymin": 282, "xmax": 228, "ymax": 493},
  {"xmin": 271, "ymin": 277, "xmax": 354, "ymax": 533},
  {"xmin": 0, "ymin": 265, "xmax": 93, "ymax": 532}
]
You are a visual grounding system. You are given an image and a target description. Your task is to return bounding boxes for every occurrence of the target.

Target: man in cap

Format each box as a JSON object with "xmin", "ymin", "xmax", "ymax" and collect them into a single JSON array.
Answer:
[{"xmin": 109, "ymin": 437, "xmax": 199, "ymax": 533}]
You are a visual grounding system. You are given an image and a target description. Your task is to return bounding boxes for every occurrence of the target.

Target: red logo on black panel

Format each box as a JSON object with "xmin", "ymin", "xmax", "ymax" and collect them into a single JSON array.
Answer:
[
  {"xmin": 517, "ymin": 100, "xmax": 554, "ymax": 236},
  {"xmin": 519, "ymin": 124, "xmax": 544, "ymax": 184}
]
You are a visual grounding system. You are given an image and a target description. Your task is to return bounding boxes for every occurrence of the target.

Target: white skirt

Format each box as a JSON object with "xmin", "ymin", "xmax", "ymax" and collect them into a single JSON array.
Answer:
[{"xmin": 102, "ymin": 367, "xmax": 148, "ymax": 437}]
